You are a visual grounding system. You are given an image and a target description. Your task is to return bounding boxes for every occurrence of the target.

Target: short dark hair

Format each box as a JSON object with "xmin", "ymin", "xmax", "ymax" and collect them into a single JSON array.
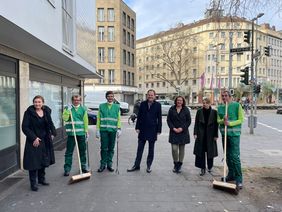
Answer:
[
  {"xmin": 222, "ymin": 90, "xmax": 231, "ymax": 97},
  {"xmin": 105, "ymin": 91, "xmax": 114, "ymax": 98},
  {"xmin": 147, "ymin": 89, "xmax": 156, "ymax": 95},
  {"xmin": 33, "ymin": 95, "xmax": 45, "ymax": 103},
  {"xmin": 71, "ymin": 95, "xmax": 81, "ymax": 101},
  {"xmin": 174, "ymin": 96, "xmax": 186, "ymax": 107}
]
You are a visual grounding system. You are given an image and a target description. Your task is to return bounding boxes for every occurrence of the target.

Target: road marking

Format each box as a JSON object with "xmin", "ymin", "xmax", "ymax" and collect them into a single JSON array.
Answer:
[
  {"xmin": 258, "ymin": 150, "xmax": 282, "ymax": 156},
  {"xmin": 244, "ymin": 117, "xmax": 282, "ymax": 133}
]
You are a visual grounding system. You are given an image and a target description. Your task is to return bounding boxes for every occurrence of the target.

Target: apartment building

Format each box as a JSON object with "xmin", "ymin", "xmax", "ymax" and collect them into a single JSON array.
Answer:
[
  {"xmin": 0, "ymin": 0, "xmax": 98, "ymax": 179},
  {"xmin": 136, "ymin": 14, "xmax": 282, "ymax": 103},
  {"xmin": 85, "ymin": 0, "xmax": 137, "ymax": 104}
]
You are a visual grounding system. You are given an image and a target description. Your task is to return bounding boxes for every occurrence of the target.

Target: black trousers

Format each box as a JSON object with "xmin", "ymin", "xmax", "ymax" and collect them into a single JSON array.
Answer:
[
  {"xmin": 195, "ymin": 153, "xmax": 214, "ymax": 170},
  {"xmin": 29, "ymin": 168, "xmax": 45, "ymax": 186},
  {"xmin": 134, "ymin": 139, "xmax": 155, "ymax": 168}
]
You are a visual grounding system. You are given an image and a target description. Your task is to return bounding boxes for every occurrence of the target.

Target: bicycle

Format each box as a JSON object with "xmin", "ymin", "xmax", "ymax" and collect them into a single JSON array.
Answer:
[{"xmin": 128, "ymin": 113, "xmax": 137, "ymax": 125}]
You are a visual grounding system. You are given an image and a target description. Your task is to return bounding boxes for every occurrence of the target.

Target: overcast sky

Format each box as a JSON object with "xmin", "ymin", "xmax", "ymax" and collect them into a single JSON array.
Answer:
[{"xmin": 124, "ymin": 0, "xmax": 282, "ymax": 39}]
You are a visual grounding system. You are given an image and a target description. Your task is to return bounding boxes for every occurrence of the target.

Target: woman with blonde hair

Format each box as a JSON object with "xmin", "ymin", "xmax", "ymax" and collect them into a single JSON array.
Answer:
[{"xmin": 193, "ymin": 97, "xmax": 218, "ymax": 176}]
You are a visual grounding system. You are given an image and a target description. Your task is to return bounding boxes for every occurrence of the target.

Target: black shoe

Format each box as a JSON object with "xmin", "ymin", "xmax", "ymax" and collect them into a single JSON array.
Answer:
[
  {"xmin": 38, "ymin": 181, "xmax": 49, "ymax": 186},
  {"xmin": 176, "ymin": 162, "xmax": 183, "ymax": 173},
  {"xmin": 221, "ymin": 176, "xmax": 234, "ymax": 182},
  {"xmin": 107, "ymin": 166, "xmax": 114, "ymax": 172},
  {"xmin": 127, "ymin": 166, "xmax": 140, "ymax": 172},
  {"xmin": 208, "ymin": 168, "xmax": 212, "ymax": 173},
  {"xmin": 82, "ymin": 169, "xmax": 90, "ymax": 173},
  {"xmin": 31, "ymin": 185, "xmax": 38, "ymax": 191},
  {"xmin": 63, "ymin": 171, "xmax": 70, "ymax": 176},
  {"xmin": 200, "ymin": 169, "xmax": 206, "ymax": 176},
  {"xmin": 173, "ymin": 162, "xmax": 178, "ymax": 173},
  {"xmin": 146, "ymin": 167, "xmax": 152, "ymax": 173},
  {"xmin": 97, "ymin": 166, "xmax": 106, "ymax": 173}
]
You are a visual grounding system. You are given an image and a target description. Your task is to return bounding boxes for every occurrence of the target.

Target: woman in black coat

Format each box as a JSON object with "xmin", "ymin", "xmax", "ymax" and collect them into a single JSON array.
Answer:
[
  {"xmin": 193, "ymin": 97, "xmax": 218, "ymax": 176},
  {"xmin": 167, "ymin": 96, "xmax": 191, "ymax": 173},
  {"xmin": 22, "ymin": 95, "xmax": 57, "ymax": 191}
]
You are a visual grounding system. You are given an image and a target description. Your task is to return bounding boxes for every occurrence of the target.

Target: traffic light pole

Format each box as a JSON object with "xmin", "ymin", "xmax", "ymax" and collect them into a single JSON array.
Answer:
[
  {"xmin": 229, "ymin": 32, "xmax": 233, "ymax": 89},
  {"xmin": 250, "ymin": 20, "xmax": 255, "ymax": 134}
]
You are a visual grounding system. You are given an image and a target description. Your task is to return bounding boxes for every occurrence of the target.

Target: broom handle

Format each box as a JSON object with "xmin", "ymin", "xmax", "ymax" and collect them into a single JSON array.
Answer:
[
  {"xmin": 223, "ymin": 102, "xmax": 228, "ymax": 180},
  {"xmin": 70, "ymin": 109, "xmax": 83, "ymax": 175}
]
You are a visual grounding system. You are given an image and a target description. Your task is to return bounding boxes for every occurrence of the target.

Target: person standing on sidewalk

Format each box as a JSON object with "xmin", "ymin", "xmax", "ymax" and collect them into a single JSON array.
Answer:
[
  {"xmin": 193, "ymin": 97, "xmax": 218, "ymax": 176},
  {"xmin": 167, "ymin": 96, "xmax": 191, "ymax": 173},
  {"xmin": 127, "ymin": 89, "xmax": 162, "ymax": 173},
  {"xmin": 62, "ymin": 95, "xmax": 89, "ymax": 176},
  {"xmin": 96, "ymin": 91, "xmax": 121, "ymax": 172},
  {"xmin": 217, "ymin": 90, "xmax": 244, "ymax": 189},
  {"xmin": 22, "ymin": 95, "xmax": 57, "ymax": 191}
]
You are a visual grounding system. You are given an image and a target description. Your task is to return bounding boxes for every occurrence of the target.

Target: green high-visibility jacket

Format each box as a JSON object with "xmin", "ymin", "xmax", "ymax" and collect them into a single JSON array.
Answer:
[
  {"xmin": 97, "ymin": 103, "xmax": 121, "ymax": 132},
  {"xmin": 62, "ymin": 105, "xmax": 88, "ymax": 136},
  {"xmin": 217, "ymin": 101, "xmax": 244, "ymax": 137}
]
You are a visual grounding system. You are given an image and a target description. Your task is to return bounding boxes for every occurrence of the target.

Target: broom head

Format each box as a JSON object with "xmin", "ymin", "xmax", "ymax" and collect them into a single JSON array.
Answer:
[
  {"xmin": 213, "ymin": 180, "xmax": 239, "ymax": 195},
  {"xmin": 69, "ymin": 172, "xmax": 92, "ymax": 184}
]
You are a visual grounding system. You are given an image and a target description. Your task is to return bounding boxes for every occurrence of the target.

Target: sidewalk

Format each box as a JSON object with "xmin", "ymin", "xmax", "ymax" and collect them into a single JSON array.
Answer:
[{"xmin": 0, "ymin": 121, "xmax": 261, "ymax": 212}]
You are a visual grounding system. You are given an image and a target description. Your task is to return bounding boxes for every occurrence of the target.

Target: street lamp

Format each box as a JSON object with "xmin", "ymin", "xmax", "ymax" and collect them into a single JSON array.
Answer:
[{"xmin": 249, "ymin": 13, "xmax": 264, "ymax": 135}]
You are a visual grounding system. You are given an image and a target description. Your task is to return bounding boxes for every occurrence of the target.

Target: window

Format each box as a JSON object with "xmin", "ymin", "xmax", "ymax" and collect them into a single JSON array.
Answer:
[
  {"xmin": 237, "ymin": 32, "xmax": 242, "ymax": 38},
  {"xmin": 209, "ymin": 32, "xmax": 214, "ymax": 38},
  {"xmin": 237, "ymin": 54, "xmax": 241, "ymax": 61},
  {"xmin": 128, "ymin": 72, "xmax": 131, "ymax": 85},
  {"xmin": 146, "ymin": 83, "xmax": 149, "ymax": 88},
  {"xmin": 221, "ymin": 32, "xmax": 225, "ymax": 38},
  {"xmin": 131, "ymin": 54, "xmax": 135, "ymax": 67},
  {"xmin": 127, "ymin": 15, "xmax": 130, "ymax": 28},
  {"xmin": 162, "ymin": 82, "xmax": 166, "ymax": 87},
  {"xmin": 151, "ymin": 83, "xmax": 154, "ymax": 88},
  {"xmin": 131, "ymin": 35, "xmax": 135, "ymax": 48},
  {"xmin": 108, "ymin": 27, "xmax": 115, "ymax": 41},
  {"xmin": 220, "ymin": 44, "xmax": 225, "ymax": 50},
  {"xmin": 123, "ymin": 71, "xmax": 126, "ymax": 85},
  {"xmin": 221, "ymin": 55, "xmax": 225, "ymax": 61},
  {"xmin": 97, "ymin": 8, "xmax": 104, "ymax": 21},
  {"xmin": 193, "ymin": 80, "xmax": 196, "ymax": 85},
  {"xmin": 107, "ymin": 8, "xmax": 114, "ymax": 21},
  {"xmin": 127, "ymin": 32, "xmax": 130, "ymax": 46},
  {"xmin": 98, "ymin": 26, "xmax": 105, "ymax": 41},
  {"xmin": 122, "ymin": 12, "xmax": 126, "ymax": 26},
  {"xmin": 108, "ymin": 48, "xmax": 115, "ymax": 63},
  {"xmin": 127, "ymin": 51, "xmax": 131, "ymax": 65},
  {"xmin": 237, "ymin": 43, "xmax": 241, "ymax": 48},
  {"xmin": 221, "ymin": 67, "xmax": 225, "ymax": 73},
  {"xmin": 98, "ymin": 47, "xmax": 105, "ymax": 63},
  {"xmin": 207, "ymin": 55, "xmax": 211, "ymax": 61},
  {"xmin": 108, "ymin": 69, "xmax": 115, "ymax": 84},
  {"xmin": 139, "ymin": 84, "xmax": 142, "ymax": 88},
  {"xmin": 123, "ymin": 50, "xmax": 126, "ymax": 65},
  {"xmin": 62, "ymin": 0, "xmax": 74, "ymax": 53},
  {"xmin": 131, "ymin": 18, "xmax": 135, "ymax": 31},
  {"xmin": 98, "ymin": 69, "xmax": 105, "ymax": 84},
  {"xmin": 123, "ymin": 29, "xmax": 126, "ymax": 44},
  {"xmin": 193, "ymin": 47, "xmax": 197, "ymax": 53},
  {"xmin": 157, "ymin": 82, "xmax": 160, "ymax": 87},
  {"xmin": 132, "ymin": 73, "xmax": 135, "ymax": 86},
  {"xmin": 193, "ymin": 69, "xmax": 197, "ymax": 77}
]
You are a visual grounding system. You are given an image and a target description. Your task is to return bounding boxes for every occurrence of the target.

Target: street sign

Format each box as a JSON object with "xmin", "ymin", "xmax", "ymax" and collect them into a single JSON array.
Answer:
[{"xmin": 230, "ymin": 47, "xmax": 251, "ymax": 53}]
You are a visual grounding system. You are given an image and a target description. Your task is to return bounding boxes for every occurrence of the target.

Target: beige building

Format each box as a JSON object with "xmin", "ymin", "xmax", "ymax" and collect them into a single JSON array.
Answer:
[
  {"xmin": 136, "ymin": 13, "xmax": 282, "ymax": 103},
  {"xmin": 86, "ymin": 0, "xmax": 137, "ymax": 104}
]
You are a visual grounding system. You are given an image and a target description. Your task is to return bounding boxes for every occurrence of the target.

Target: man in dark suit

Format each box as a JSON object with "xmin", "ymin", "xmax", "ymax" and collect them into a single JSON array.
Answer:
[{"xmin": 127, "ymin": 89, "xmax": 162, "ymax": 173}]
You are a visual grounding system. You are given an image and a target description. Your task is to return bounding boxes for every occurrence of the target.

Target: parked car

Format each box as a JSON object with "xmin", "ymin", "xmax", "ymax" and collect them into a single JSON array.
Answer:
[
  {"xmin": 156, "ymin": 99, "xmax": 192, "ymax": 116},
  {"xmin": 85, "ymin": 91, "xmax": 129, "ymax": 115},
  {"xmin": 87, "ymin": 109, "xmax": 97, "ymax": 125}
]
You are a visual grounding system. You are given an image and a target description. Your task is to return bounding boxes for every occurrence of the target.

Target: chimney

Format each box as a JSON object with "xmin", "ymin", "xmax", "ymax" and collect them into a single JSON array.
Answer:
[{"xmin": 272, "ymin": 26, "xmax": 276, "ymax": 31}]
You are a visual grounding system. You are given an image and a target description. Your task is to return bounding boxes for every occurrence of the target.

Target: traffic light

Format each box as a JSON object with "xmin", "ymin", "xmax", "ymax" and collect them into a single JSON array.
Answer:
[
  {"xmin": 240, "ymin": 67, "xmax": 249, "ymax": 85},
  {"xmin": 264, "ymin": 46, "xmax": 270, "ymax": 56},
  {"xmin": 244, "ymin": 30, "xmax": 251, "ymax": 44},
  {"xmin": 256, "ymin": 85, "xmax": 261, "ymax": 94}
]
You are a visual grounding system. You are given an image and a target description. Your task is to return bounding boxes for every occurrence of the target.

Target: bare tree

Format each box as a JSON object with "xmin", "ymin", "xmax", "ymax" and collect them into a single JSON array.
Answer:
[{"xmin": 146, "ymin": 31, "xmax": 199, "ymax": 94}]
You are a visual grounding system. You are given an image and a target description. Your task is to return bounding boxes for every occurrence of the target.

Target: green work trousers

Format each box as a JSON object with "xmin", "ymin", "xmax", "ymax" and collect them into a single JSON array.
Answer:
[
  {"xmin": 100, "ymin": 131, "xmax": 117, "ymax": 167},
  {"xmin": 64, "ymin": 135, "xmax": 87, "ymax": 172},
  {"xmin": 222, "ymin": 135, "xmax": 243, "ymax": 183}
]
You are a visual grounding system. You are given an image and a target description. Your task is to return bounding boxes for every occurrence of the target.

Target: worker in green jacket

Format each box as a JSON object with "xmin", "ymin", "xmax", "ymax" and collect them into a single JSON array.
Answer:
[
  {"xmin": 96, "ymin": 91, "xmax": 121, "ymax": 172},
  {"xmin": 217, "ymin": 90, "xmax": 244, "ymax": 189},
  {"xmin": 62, "ymin": 95, "xmax": 89, "ymax": 176}
]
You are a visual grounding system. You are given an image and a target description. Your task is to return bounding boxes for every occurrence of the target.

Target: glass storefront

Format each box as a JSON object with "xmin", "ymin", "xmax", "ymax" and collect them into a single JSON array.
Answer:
[
  {"xmin": 29, "ymin": 81, "xmax": 62, "ymax": 128},
  {"xmin": 0, "ymin": 75, "xmax": 16, "ymax": 151}
]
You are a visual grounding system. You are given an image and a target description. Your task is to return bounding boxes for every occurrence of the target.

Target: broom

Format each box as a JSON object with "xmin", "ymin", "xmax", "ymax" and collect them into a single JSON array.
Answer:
[
  {"xmin": 115, "ymin": 134, "xmax": 119, "ymax": 175},
  {"xmin": 69, "ymin": 108, "xmax": 91, "ymax": 184},
  {"xmin": 213, "ymin": 102, "xmax": 238, "ymax": 195}
]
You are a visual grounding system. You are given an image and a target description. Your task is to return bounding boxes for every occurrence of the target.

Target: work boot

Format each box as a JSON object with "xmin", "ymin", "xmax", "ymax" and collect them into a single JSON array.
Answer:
[
  {"xmin": 177, "ymin": 162, "xmax": 183, "ymax": 173},
  {"xmin": 38, "ymin": 181, "xmax": 50, "ymax": 186},
  {"xmin": 172, "ymin": 162, "xmax": 178, "ymax": 173},
  {"xmin": 97, "ymin": 166, "xmax": 105, "ymax": 173},
  {"xmin": 107, "ymin": 166, "xmax": 114, "ymax": 172},
  {"xmin": 30, "ymin": 185, "xmax": 38, "ymax": 192},
  {"xmin": 146, "ymin": 166, "xmax": 152, "ymax": 173}
]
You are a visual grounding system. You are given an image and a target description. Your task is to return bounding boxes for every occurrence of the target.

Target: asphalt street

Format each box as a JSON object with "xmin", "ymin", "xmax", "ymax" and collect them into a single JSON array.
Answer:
[{"xmin": 0, "ymin": 109, "xmax": 281, "ymax": 212}]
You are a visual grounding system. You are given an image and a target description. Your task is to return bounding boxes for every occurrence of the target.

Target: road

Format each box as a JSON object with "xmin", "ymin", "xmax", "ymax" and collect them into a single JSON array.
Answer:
[{"xmin": 0, "ymin": 109, "xmax": 281, "ymax": 212}]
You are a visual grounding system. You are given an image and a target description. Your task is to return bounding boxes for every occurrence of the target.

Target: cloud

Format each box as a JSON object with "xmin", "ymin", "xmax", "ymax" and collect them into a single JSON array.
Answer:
[{"xmin": 124, "ymin": 0, "xmax": 282, "ymax": 39}]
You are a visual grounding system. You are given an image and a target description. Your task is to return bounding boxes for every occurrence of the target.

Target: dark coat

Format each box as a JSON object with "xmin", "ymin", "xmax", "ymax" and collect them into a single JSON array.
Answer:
[
  {"xmin": 167, "ymin": 106, "xmax": 191, "ymax": 144},
  {"xmin": 193, "ymin": 107, "xmax": 218, "ymax": 159},
  {"xmin": 135, "ymin": 100, "xmax": 162, "ymax": 141},
  {"xmin": 22, "ymin": 105, "xmax": 57, "ymax": 170}
]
